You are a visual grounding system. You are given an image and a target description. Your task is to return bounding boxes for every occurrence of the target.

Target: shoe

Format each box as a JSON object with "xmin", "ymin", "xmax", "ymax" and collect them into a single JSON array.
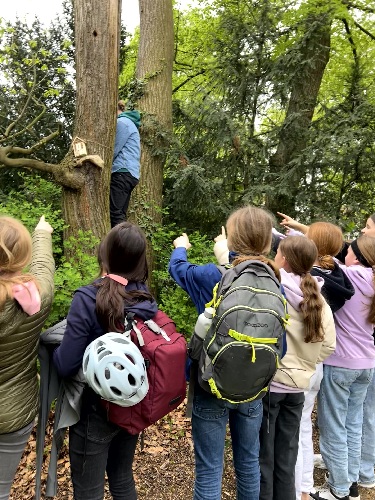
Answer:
[
  {"xmin": 349, "ymin": 482, "xmax": 360, "ymax": 500},
  {"xmin": 309, "ymin": 493, "xmax": 334, "ymax": 499},
  {"xmin": 309, "ymin": 488, "xmax": 349, "ymax": 500},
  {"xmin": 358, "ymin": 479, "xmax": 375, "ymax": 488}
]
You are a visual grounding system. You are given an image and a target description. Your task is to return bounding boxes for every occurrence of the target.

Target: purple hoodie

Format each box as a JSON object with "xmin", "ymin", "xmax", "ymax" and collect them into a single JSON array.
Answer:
[{"xmin": 324, "ymin": 263, "xmax": 375, "ymax": 369}]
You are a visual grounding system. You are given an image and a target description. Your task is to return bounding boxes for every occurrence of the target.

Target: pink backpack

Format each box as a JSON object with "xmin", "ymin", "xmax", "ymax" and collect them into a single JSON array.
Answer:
[{"xmin": 101, "ymin": 310, "xmax": 187, "ymax": 435}]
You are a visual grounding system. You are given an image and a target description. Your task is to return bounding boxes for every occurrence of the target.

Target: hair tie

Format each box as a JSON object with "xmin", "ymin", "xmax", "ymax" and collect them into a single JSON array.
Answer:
[
  {"xmin": 105, "ymin": 274, "xmax": 128, "ymax": 286},
  {"xmin": 350, "ymin": 239, "xmax": 371, "ymax": 268}
]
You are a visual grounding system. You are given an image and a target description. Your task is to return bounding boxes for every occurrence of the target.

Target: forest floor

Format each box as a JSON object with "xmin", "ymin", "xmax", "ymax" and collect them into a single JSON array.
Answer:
[{"xmin": 10, "ymin": 401, "xmax": 375, "ymax": 500}]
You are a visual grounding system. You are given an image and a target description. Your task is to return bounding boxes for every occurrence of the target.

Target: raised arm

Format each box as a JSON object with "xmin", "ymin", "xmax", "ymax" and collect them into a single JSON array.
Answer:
[
  {"xmin": 277, "ymin": 212, "xmax": 309, "ymax": 234},
  {"xmin": 29, "ymin": 216, "xmax": 55, "ymax": 306}
]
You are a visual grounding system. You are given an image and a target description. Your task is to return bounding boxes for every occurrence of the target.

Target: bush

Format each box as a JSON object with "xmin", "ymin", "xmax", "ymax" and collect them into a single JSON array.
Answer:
[
  {"xmin": 0, "ymin": 172, "xmax": 100, "ymax": 326},
  {"xmin": 46, "ymin": 230, "xmax": 100, "ymax": 327}
]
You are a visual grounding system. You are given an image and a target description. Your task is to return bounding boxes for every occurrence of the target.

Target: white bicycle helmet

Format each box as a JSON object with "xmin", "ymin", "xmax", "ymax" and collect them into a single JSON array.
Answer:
[{"xmin": 82, "ymin": 333, "xmax": 149, "ymax": 407}]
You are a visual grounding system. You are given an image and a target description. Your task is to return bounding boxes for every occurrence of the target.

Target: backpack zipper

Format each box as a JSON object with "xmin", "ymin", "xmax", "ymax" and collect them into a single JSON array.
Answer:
[
  {"xmin": 210, "ymin": 340, "xmax": 278, "ymax": 365},
  {"xmin": 206, "ymin": 304, "xmax": 285, "ymax": 351}
]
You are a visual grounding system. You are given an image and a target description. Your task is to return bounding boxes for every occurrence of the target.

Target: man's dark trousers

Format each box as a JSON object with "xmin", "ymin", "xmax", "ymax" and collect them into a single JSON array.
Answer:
[{"xmin": 110, "ymin": 171, "xmax": 139, "ymax": 228}]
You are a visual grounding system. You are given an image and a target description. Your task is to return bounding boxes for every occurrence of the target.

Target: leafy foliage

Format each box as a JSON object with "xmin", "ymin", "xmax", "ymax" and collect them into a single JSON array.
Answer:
[
  {"xmin": 0, "ymin": 172, "xmax": 100, "ymax": 325},
  {"xmin": 0, "ymin": 14, "xmax": 75, "ymax": 164},
  {"xmin": 47, "ymin": 230, "xmax": 100, "ymax": 327},
  {"xmin": 152, "ymin": 224, "xmax": 219, "ymax": 338},
  {"xmin": 0, "ymin": 172, "xmax": 65, "ymax": 255}
]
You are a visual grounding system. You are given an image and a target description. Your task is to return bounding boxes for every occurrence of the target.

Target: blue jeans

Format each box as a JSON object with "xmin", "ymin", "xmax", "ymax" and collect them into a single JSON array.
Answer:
[
  {"xmin": 318, "ymin": 365, "xmax": 374, "ymax": 497},
  {"xmin": 69, "ymin": 410, "xmax": 139, "ymax": 500},
  {"xmin": 360, "ymin": 373, "xmax": 375, "ymax": 484},
  {"xmin": 192, "ymin": 383, "xmax": 262, "ymax": 500}
]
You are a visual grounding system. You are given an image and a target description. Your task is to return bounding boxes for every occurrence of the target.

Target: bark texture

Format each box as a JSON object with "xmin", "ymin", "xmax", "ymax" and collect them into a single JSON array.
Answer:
[
  {"xmin": 266, "ymin": 12, "xmax": 331, "ymax": 216},
  {"xmin": 132, "ymin": 0, "xmax": 174, "ymax": 282},
  {"xmin": 62, "ymin": 0, "xmax": 122, "ymax": 241}
]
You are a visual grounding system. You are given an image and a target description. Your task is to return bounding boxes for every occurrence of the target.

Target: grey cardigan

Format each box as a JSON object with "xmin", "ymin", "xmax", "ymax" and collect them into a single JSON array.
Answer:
[{"xmin": 36, "ymin": 319, "xmax": 85, "ymax": 499}]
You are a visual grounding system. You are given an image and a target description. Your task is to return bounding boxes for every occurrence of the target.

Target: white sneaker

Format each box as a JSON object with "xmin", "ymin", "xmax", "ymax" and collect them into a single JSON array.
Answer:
[
  {"xmin": 314, "ymin": 453, "xmax": 327, "ymax": 469},
  {"xmin": 309, "ymin": 489, "xmax": 349, "ymax": 500},
  {"xmin": 358, "ymin": 480, "xmax": 375, "ymax": 488}
]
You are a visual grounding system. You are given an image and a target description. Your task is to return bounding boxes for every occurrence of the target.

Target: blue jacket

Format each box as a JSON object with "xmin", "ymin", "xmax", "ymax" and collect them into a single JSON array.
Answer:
[
  {"xmin": 111, "ymin": 114, "xmax": 140, "ymax": 179},
  {"xmin": 169, "ymin": 247, "xmax": 287, "ymax": 356},
  {"xmin": 168, "ymin": 247, "xmax": 222, "ymax": 314},
  {"xmin": 53, "ymin": 280, "xmax": 157, "ymax": 379}
]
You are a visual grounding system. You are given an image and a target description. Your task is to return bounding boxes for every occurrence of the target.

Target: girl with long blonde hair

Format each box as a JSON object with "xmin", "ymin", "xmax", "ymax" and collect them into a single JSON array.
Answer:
[{"xmin": 0, "ymin": 215, "xmax": 54, "ymax": 500}]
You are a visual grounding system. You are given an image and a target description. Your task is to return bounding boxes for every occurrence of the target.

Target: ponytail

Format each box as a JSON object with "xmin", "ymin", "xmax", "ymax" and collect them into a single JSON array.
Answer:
[
  {"xmin": 299, "ymin": 272, "xmax": 324, "ymax": 343},
  {"xmin": 279, "ymin": 236, "xmax": 324, "ymax": 343},
  {"xmin": 317, "ymin": 254, "xmax": 335, "ymax": 270},
  {"xmin": 95, "ymin": 278, "xmax": 153, "ymax": 332}
]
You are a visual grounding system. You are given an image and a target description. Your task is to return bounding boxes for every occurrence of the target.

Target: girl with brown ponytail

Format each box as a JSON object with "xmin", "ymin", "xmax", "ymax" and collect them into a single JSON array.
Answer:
[{"xmin": 259, "ymin": 236, "xmax": 336, "ymax": 500}]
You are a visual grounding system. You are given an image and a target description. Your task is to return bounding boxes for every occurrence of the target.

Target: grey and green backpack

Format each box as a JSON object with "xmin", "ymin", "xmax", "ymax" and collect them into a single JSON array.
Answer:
[{"xmin": 198, "ymin": 259, "xmax": 289, "ymax": 403}]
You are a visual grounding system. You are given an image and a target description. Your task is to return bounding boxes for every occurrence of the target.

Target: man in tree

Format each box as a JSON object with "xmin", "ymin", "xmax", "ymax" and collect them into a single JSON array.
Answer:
[{"xmin": 110, "ymin": 100, "xmax": 141, "ymax": 227}]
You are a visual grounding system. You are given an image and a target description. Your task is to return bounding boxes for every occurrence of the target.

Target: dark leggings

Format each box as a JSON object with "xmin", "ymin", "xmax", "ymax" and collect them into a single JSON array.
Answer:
[
  {"xmin": 69, "ymin": 410, "xmax": 138, "ymax": 500},
  {"xmin": 259, "ymin": 391, "xmax": 305, "ymax": 500}
]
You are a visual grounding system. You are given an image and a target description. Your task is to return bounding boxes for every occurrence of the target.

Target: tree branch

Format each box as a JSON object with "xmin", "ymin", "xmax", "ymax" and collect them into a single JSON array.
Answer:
[
  {"xmin": 8, "ymin": 125, "xmax": 62, "ymax": 155},
  {"xmin": 0, "ymin": 146, "xmax": 86, "ymax": 189},
  {"xmin": 344, "ymin": 1, "xmax": 375, "ymax": 14},
  {"xmin": 172, "ymin": 70, "xmax": 206, "ymax": 93},
  {"xmin": 353, "ymin": 20, "xmax": 375, "ymax": 40},
  {"xmin": 3, "ymin": 63, "xmax": 37, "ymax": 138},
  {"xmin": 0, "ymin": 97, "xmax": 47, "ymax": 144},
  {"xmin": 342, "ymin": 18, "xmax": 357, "ymax": 60}
]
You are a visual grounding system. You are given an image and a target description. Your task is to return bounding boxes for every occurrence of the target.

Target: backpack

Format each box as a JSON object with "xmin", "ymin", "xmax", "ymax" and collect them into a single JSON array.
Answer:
[
  {"xmin": 198, "ymin": 260, "xmax": 288, "ymax": 403},
  {"xmin": 101, "ymin": 310, "xmax": 187, "ymax": 434}
]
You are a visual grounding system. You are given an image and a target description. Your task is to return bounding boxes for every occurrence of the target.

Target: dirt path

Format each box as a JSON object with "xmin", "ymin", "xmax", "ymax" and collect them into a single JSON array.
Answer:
[{"xmin": 10, "ymin": 404, "xmax": 375, "ymax": 499}]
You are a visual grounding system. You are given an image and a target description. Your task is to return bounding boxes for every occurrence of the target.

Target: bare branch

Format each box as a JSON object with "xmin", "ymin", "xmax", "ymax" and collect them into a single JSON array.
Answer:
[
  {"xmin": 8, "ymin": 125, "xmax": 62, "ymax": 155},
  {"xmin": 4, "ymin": 63, "xmax": 37, "ymax": 138},
  {"xmin": 342, "ymin": 18, "xmax": 358, "ymax": 60},
  {"xmin": 0, "ymin": 146, "xmax": 59, "ymax": 174},
  {"xmin": 0, "ymin": 146, "xmax": 86, "ymax": 190},
  {"xmin": 0, "ymin": 97, "xmax": 47, "ymax": 144}
]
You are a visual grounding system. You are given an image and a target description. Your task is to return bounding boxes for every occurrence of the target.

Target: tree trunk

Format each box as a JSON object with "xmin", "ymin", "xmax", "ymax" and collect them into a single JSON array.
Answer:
[
  {"xmin": 62, "ymin": 0, "xmax": 122, "ymax": 242},
  {"xmin": 266, "ymin": 12, "xmax": 331, "ymax": 217},
  {"xmin": 132, "ymin": 0, "xmax": 174, "ymax": 287}
]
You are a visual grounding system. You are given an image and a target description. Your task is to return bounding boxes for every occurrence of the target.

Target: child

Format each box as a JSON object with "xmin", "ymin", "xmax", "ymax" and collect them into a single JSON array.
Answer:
[
  {"xmin": 293, "ymin": 222, "xmax": 354, "ymax": 500},
  {"xmin": 259, "ymin": 236, "xmax": 336, "ymax": 500},
  {"xmin": 53, "ymin": 222, "xmax": 158, "ymax": 500},
  {"xmin": 313, "ymin": 236, "xmax": 375, "ymax": 500},
  {"xmin": 169, "ymin": 205, "xmax": 281, "ymax": 500},
  {"xmin": 0, "ymin": 215, "xmax": 54, "ymax": 500}
]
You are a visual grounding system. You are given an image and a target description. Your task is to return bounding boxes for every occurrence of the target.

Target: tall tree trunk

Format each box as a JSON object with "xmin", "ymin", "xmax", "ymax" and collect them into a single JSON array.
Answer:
[
  {"xmin": 266, "ymin": 12, "xmax": 331, "ymax": 217},
  {"xmin": 132, "ymin": 0, "xmax": 174, "ymax": 287},
  {"xmin": 62, "ymin": 0, "xmax": 122, "ymax": 242}
]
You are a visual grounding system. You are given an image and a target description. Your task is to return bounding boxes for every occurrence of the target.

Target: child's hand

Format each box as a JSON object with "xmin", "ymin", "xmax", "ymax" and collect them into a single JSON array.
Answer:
[
  {"xmin": 214, "ymin": 226, "xmax": 227, "ymax": 242},
  {"xmin": 277, "ymin": 212, "xmax": 298, "ymax": 227},
  {"xmin": 277, "ymin": 212, "xmax": 308, "ymax": 234},
  {"xmin": 35, "ymin": 215, "xmax": 53, "ymax": 234},
  {"xmin": 173, "ymin": 233, "xmax": 191, "ymax": 250}
]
